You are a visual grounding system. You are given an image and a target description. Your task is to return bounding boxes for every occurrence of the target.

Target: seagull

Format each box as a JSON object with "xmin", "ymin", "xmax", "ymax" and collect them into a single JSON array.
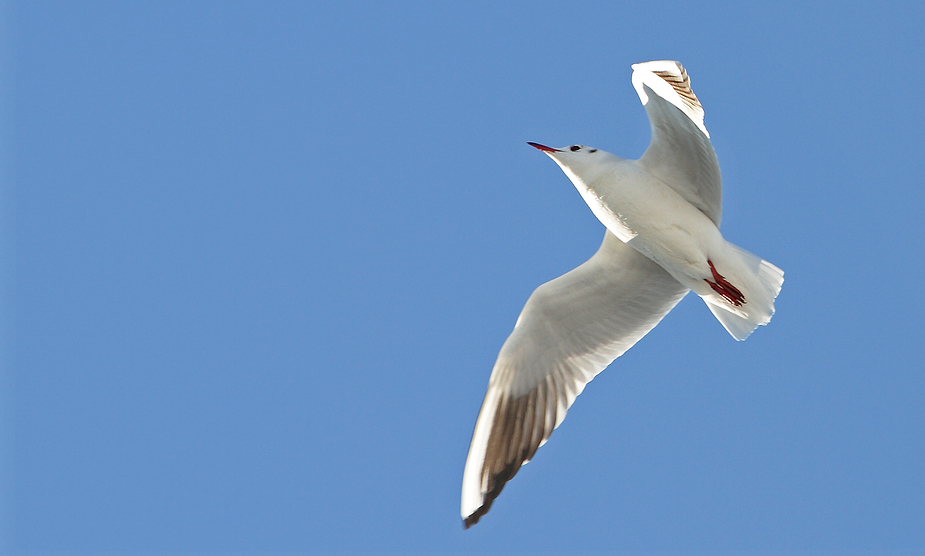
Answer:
[{"xmin": 461, "ymin": 60, "xmax": 784, "ymax": 528}]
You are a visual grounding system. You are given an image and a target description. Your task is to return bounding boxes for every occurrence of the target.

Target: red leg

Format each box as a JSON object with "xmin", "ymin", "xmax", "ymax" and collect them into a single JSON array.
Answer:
[{"xmin": 705, "ymin": 260, "xmax": 746, "ymax": 307}]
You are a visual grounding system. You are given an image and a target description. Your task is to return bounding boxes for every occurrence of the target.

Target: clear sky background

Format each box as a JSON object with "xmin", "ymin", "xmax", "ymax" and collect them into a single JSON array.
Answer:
[{"xmin": 2, "ymin": 1, "xmax": 924, "ymax": 554}]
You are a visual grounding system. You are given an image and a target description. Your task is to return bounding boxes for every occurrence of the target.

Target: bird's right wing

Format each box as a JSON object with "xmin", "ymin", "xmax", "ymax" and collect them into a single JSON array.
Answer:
[
  {"xmin": 461, "ymin": 232, "xmax": 689, "ymax": 527},
  {"xmin": 632, "ymin": 60, "xmax": 723, "ymax": 226}
]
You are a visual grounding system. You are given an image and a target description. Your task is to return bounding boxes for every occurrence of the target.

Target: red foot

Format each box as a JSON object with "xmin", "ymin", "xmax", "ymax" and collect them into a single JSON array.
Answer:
[{"xmin": 705, "ymin": 260, "xmax": 746, "ymax": 307}]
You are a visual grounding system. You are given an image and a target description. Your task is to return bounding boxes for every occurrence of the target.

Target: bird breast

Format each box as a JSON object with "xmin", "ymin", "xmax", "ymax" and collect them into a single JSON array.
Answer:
[{"xmin": 572, "ymin": 160, "xmax": 723, "ymax": 283}]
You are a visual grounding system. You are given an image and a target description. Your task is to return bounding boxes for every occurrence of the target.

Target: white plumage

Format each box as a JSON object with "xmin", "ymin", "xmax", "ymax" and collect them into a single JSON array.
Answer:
[{"xmin": 461, "ymin": 61, "xmax": 783, "ymax": 528}]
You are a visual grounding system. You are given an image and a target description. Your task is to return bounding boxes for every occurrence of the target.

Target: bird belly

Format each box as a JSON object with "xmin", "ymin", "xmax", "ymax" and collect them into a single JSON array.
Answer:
[{"xmin": 578, "ymin": 164, "xmax": 723, "ymax": 287}]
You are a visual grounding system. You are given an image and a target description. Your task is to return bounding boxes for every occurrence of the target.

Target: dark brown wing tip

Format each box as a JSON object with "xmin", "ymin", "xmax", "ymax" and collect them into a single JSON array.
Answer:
[
  {"xmin": 462, "ymin": 510, "xmax": 483, "ymax": 529},
  {"xmin": 463, "ymin": 386, "xmax": 551, "ymax": 529},
  {"xmin": 462, "ymin": 493, "xmax": 494, "ymax": 529},
  {"xmin": 461, "ymin": 459, "xmax": 521, "ymax": 529}
]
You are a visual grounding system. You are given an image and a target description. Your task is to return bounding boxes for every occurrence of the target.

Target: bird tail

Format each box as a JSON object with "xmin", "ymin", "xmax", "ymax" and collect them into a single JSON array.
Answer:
[{"xmin": 703, "ymin": 242, "xmax": 784, "ymax": 341}]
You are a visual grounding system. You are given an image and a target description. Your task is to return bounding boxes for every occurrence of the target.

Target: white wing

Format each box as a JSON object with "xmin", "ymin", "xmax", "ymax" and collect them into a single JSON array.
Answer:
[
  {"xmin": 632, "ymin": 60, "xmax": 723, "ymax": 226},
  {"xmin": 461, "ymin": 232, "xmax": 688, "ymax": 527}
]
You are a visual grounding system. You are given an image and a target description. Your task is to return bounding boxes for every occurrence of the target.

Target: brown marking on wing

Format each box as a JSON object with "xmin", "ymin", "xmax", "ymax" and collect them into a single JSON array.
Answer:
[
  {"xmin": 653, "ymin": 63, "xmax": 703, "ymax": 115},
  {"xmin": 463, "ymin": 384, "xmax": 558, "ymax": 529}
]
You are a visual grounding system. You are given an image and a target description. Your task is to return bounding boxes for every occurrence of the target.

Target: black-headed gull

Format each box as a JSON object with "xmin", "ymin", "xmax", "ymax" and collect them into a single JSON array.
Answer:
[{"xmin": 461, "ymin": 61, "xmax": 784, "ymax": 528}]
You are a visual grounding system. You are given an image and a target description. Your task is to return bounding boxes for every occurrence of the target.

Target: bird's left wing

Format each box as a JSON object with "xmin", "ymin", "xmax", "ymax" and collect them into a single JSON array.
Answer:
[
  {"xmin": 461, "ymin": 231, "xmax": 688, "ymax": 527},
  {"xmin": 632, "ymin": 60, "xmax": 723, "ymax": 226}
]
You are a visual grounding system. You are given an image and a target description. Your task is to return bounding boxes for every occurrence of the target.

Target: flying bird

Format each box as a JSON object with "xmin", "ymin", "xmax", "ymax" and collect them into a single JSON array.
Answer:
[{"xmin": 461, "ymin": 60, "xmax": 784, "ymax": 528}]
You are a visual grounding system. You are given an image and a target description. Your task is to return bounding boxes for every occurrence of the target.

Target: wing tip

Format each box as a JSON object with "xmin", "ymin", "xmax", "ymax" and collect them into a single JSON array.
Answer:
[
  {"xmin": 461, "ymin": 419, "xmax": 534, "ymax": 528},
  {"xmin": 462, "ymin": 506, "xmax": 488, "ymax": 529},
  {"xmin": 460, "ymin": 478, "xmax": 498, "ymax": 529},
  {"xmin": 631, "ymin": 60, "xmax": 709, "ymax": 138}
]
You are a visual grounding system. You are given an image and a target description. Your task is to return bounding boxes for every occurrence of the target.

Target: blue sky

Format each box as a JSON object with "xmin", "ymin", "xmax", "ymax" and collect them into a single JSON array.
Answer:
[{"xmin": 3, "ymin": 1, "xmax": 924, "ymax": 554}]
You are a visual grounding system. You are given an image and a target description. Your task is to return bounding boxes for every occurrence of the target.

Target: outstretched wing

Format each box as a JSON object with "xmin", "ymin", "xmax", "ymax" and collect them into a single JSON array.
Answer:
[
  {"xmin": 632, "ymin": 60, "xmax": 723, "ymax": 226},
  {"xmin": 461, "ymin": 232, "xmax": 688, "ymax": 527}
]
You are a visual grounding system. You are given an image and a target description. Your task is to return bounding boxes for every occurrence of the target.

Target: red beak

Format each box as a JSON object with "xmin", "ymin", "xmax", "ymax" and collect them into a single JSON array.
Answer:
[{"xmin": 527, "ymin": 142, "xmax": 558, "ymax": 152}]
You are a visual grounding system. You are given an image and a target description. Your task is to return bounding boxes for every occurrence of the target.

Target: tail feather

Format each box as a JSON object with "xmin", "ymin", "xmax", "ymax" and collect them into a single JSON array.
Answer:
[
  {"xmin": 707, "ymin": 303, "xmax": 760, "ymax": 341},
  {"xmin": 705, "ymin": 243, "xmax": 784, "ymax": 341}
]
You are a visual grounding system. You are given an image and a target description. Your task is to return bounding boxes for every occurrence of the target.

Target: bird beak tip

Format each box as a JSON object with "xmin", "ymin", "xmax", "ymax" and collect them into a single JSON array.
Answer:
[{"xmin": 527, "ymin": 142, "xmax": 558, "ymax": 153}]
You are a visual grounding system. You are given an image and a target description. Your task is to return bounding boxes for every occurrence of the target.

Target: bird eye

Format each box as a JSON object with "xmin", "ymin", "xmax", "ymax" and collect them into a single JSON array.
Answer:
[{"xmin": 570, "ymin": 145, "xmax": 581, "ymax": 151}]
